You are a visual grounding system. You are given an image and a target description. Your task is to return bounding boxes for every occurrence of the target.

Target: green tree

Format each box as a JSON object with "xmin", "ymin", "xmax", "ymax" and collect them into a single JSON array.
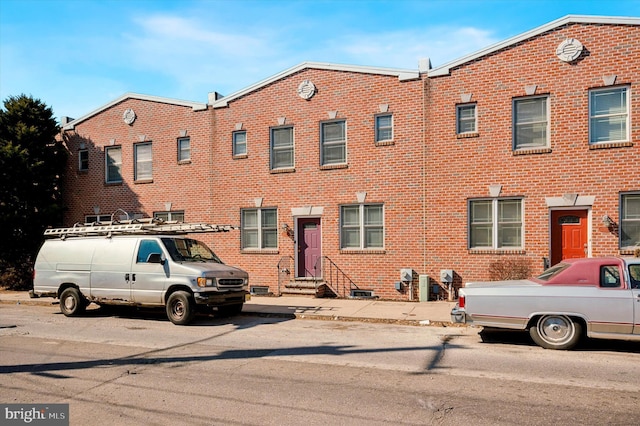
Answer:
[{"xmin": 0, "ymin": 94, "xmax": 67, "ymax": 289}]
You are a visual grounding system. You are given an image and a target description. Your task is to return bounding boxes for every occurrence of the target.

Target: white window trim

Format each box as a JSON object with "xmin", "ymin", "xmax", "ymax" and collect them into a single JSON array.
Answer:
[
  {"xmin": 589, "ymin": 86, "xmax": 630, "ymax": 144},
  {"xmin": 270, "ymin": 126, "xmax": 294, "ymax": 170},
  {"xmin": 78, "ymin": 149, "xmax": 89, "ymax": 171},
  {"xmin": 340, "ymin": 203, "xmax": 384, "ymax": 250},
  {"xmin": 233, "ymin": 130, "xmax": 247, "ymax": 156},
  {"xmin": 177, "ymin": 137, "xmax": 191, "ymax": 162},
  {"xmin": 134, "ymin": 142, "xmax": 153, "ymax": 181},
  {"xmin": 469, "ymin": 198, "xmax": 524, "ymax": 250},
  {"xmin": 456, "ymin": 103, "xmax": 477, "ymax": 134},
  {"xmin": 154, "ymin": 210, "xmax": 185, "ymax": 222},
  {"xmin": 375, "ymin": 114, "xmax": 393, "ymax": 142},
  {"xmin": 105, "ymin": 145, "xmax": 122, "ymax": 183},
  {"xmin": 241, "ymin": 207, "xmax": 278, "ymax": 250},
  {"xmin": 85, "ymin": 214, "xmax": 111, "ymax": 223},
  {"xmin": 321, "ymin": 119, "xmax": 347, "ymax": 166},
  {"xmin": 620, "ymin": 191, "xmax": 640, "ymax": 250},
  {"xmin": 512, "ymin": 96, "xmax": 550, "ymax": 150}
]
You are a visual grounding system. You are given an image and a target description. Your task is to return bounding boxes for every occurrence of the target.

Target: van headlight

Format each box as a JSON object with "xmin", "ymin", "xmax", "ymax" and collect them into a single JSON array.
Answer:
[{"xmin": 197, "ymin": 277, "xmax": 216, "ymax": 287}]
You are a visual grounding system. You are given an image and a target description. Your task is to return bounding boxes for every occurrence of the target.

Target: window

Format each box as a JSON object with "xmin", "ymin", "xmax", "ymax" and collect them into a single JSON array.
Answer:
[
  {"xmin": 375, "ymin": 114, "xmax": 393, "ymax": 142},
  {"xmin": 233, "ymin": 131, "xmax": 247, "ymax": 156},
  {"xmin": 154, "ymin": 211, "xmax": 185, "ymax": 222},
  {"xmin": 600, "ymin": 266, "xmax": 621, "ymax": 288},
  {"xmin": 78, "ymin": 150, "xmax": 89, "ymax": 171},
  {"xmin": 340, "ymin": 204, "xmax": 384, "ymax": 249},
  {"xmin": 85, "ymin": 214, "xmax": 111, "ymax": 224},
  {"xmin": 457, "ymin": 104, "xmax": 477, "ymax": 134},
  {"xmin": 629, "ymin": 264, "xmax": 640, "ymax": 289},
  {"xmin": 241, "ymin": 208, "xmax": 277, "ymax": 249},
  {"xmin": 620, "ymin": 193, "xmax": 640, "ymax": 249},
  {"xmin": 137, "ymin": 240, "xmax": 163, "ymax": 263},
  {"xmin": 321, "ymin": 120, "xmax": 346, "ymax": 165},
  {"xmin": 270, "ymin": 127, "xmax": 293, "ymax": 169},
  {"xmin": 469, "ymin": 198, "xmax": 523, "ymax": 249},
  {"xmin": 178, "ymin": 137, "xmax": 190, "ymax": 162},
  {"xmin": 590, "ymin": 87, "xmax": 628, "ymax": 144},
  {"xmin": 134, "ymin": 143, "xmax": 152, "ymax": 181},
  {"xmin": 513, "ymin": 96, "xmax": 548, "ymax": 150},
  {"xmin": 105, "ymin": 146, "xmax": 122, "ymax": 183}
]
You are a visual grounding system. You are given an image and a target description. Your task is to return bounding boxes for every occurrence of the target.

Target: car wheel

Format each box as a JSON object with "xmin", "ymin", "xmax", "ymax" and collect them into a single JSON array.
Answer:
[
  {"xmin": 529, "ymin": 314, "xmax": 582, "ymax": 350},
  {"xmin": 166, "ymin": 291, "xmax": 195, "ymax": 325},
  {"xmin": 59, "ymin": 287, "xmax": 87, "ymax": 317}
]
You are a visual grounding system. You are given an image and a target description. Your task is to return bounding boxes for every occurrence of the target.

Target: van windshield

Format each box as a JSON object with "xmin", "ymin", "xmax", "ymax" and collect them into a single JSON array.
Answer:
[{"xmin": 161, "ymin": 238, "xmax": 223, "ymax": 263}]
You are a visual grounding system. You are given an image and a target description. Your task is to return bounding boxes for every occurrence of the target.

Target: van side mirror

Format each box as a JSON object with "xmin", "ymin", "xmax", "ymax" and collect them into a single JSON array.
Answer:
[{"xmin": 147, "ymin": 253, "xmax": 166, "ymax": 265}]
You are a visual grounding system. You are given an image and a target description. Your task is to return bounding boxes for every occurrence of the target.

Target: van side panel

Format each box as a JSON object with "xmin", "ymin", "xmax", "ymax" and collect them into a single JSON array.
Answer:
[
  {"xmin": 130, "ymin": 238, "xmax": 167, "ymax": 305},
  {"xmin": 33, "ymin": 239, "xmax": 94, "ymax": 296},
  {"xmin": 89, "ymin": 238, "xmax": 137, "ymax": 303}
]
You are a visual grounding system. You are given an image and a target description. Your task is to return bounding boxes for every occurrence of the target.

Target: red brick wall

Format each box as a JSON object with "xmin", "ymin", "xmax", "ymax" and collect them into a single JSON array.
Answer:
[
  {"xmin": 211, "ymin": 69, "xmax": 424, "ymax": 299},
  {"xmin": 57, "ymin": 21, "xmax": 639, "ymax": 301},
  {"xmin": 61, "ymin": 99, "xmax": 212, "ymax": 226},
  {"xmin": 424, "ymin": 23, "xmax": 640, "ymax": 291}
]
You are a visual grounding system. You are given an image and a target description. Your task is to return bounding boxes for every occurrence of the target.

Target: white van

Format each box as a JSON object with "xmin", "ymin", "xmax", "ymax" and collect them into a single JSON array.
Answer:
[{"xmin": 31, "ymin": 221, "xmax": 249, "ymax": 325}]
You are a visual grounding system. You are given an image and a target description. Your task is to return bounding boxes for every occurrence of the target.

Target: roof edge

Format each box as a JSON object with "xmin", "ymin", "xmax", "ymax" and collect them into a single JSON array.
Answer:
[
  {"xmin": 62, "ymin": 92, "xmax": 207, "ymax": 130},
  {"xmin": 429, "ymin": 15, "xmax": 640, "ymax": 77},
  {"xmin": 212, "ymin": 61, "xmax": 420, "ymax": 108}
]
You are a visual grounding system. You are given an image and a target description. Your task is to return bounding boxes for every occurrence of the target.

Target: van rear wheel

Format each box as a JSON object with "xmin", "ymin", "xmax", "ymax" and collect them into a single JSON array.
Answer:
[
  {"xmin": 59, "ymin": 287, "xmax": 87, "ymax": 317},
  {"xmin": 166, "ymin": 291, "xmax": 195, "ymax": 325}
]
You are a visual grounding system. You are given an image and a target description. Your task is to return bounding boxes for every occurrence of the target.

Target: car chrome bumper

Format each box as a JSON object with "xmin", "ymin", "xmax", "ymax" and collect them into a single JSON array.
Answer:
[{"xmin": 450, "ymin": 305, "xmax": 467, "ymax": 324}]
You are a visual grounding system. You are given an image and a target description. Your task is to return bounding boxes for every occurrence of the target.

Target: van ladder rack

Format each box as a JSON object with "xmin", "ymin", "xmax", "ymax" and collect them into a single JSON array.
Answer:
[{"xmin": 44, "ymin": 219, "xmax": 237, "ymax": 238}]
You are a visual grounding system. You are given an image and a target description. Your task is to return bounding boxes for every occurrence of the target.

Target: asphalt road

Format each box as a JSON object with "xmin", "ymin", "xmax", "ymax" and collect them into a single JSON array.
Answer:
[{"xmin": 1, "ymin": 304, "xmax": 639, "ymax": 425}]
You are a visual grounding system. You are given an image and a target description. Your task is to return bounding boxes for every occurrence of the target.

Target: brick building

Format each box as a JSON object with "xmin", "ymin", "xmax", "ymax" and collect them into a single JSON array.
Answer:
[{"xmin": 59, "ymin": 15, "xmax": 640, "ymax": 301}]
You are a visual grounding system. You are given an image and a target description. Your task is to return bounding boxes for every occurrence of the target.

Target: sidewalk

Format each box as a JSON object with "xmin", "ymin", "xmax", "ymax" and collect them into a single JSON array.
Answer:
[{"xmin": 0, "ymin": 290, "xmax": 458, "ymax": 326}]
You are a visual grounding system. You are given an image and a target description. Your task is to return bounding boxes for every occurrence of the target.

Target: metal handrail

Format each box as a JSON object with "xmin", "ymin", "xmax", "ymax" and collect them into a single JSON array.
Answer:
[
  {"xmin": 277, "ymin": 256, "xmax": 294, "ymax": 296},
  {"xmin": 314, "ymin": 256, "xmax": 359, "ymax": 298}
]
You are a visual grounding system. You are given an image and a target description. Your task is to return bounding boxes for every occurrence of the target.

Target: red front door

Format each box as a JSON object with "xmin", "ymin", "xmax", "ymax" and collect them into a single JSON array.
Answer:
[
  {"xmin": 297, "ymin": 218, "xmax": 321, "ymax": 278},
  {"xmin": 551, "ymin": 210, "xmax": 588, "ymax": 266}
]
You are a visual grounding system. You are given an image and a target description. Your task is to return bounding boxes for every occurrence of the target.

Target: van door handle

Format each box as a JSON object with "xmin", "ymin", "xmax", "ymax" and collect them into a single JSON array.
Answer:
[
  {"xmin": 125, "ymin": 273, "xmax": 130, "ymax": 281},
  {"xmin": 131, "ymin": 274, "xmax": 136, "ymax": 282}
]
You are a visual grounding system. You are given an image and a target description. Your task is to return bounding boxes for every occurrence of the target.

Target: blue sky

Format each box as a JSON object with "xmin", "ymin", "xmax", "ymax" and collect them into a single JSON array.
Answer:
[{"xmin": 1, "ymin": 0, "xmax": 639, "ymax": 121}]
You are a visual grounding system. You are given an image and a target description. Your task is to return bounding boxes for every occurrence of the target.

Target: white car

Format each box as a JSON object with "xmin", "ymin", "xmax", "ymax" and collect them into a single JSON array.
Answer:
[{"xmin": 451, "ymin": 257, "xmax": 640, "ymax": 349}]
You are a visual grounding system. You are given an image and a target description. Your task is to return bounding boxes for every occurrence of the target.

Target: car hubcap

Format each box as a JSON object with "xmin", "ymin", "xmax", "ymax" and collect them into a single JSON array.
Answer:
[
  {"xmin": 540, "ymin": 316, "xmax": 573, "ymax": 344},
  {"xmin": 64, "ymin": 296, "xmax": 76, "ymax": 311},
  {"xmin": 172, "ymin": 301, "xmax": 184, "ymax": 318}
]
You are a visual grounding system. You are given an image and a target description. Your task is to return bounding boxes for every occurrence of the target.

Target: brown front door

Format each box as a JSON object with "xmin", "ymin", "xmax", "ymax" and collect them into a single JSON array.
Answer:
[
  {"xmin": 551, "ymin": 210, "xmax": 588, "ymax": 266},
  {"xmin": 297, "ymin": 218, "xmax": 321, "ymax": 278}
]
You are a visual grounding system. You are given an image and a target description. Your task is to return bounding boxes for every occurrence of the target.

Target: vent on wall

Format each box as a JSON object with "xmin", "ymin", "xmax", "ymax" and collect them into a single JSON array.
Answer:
[
  {"xmin": 350, "ymin": 289, "xmax": 375, "ymax": 298},
  {"xmin": 250, "ymin": 286, "xmax": 270, "ymax": 295}
]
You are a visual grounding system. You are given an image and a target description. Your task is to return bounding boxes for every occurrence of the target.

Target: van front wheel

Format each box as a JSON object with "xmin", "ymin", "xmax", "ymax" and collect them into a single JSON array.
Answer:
[
  {"xmin": 166, "ymin": 291, "xmax": 195, "ymax": 325},
  {"xmin": 60, "ymin": 287, "xmax": 86, "ymax": 317}
]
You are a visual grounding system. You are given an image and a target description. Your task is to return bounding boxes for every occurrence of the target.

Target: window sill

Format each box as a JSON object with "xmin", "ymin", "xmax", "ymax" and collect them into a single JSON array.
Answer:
[
  {"xmin": 233, "ymin": 154, "xmax": 248, "ymax": 160},
  {"xmin": 178, "ymin": 160, "xmax": 192, "ymax": 165},
  {"xmin": 240, "ymin": 249, "xmax": 279, "ymax": 255},
  {"xmin": 339, "ymin": 249, "xmax": 385, "ymax": 255},
  {"xmin": 270, "ymin": 167, "xmax": 295, "ymax": 174},
  {"xmin": 375, "ymin": 140, "xmax": 395, "ymax": 147},
  {"xmin": 134, "ymin": 179, "xmax": 153, "ymax": 184},
  {"xmin": 105, "ymin": 181, "xmax": 123, "ymax": 186},
  {"xmin": 457, "ymin": 132, "xmax": 479, "ymax": 139},
  {"xmin": 320, "ymin": 163, "xmax": 348, "ymax": 171},
  {"xmin": 589, "ymin": 141, "xmax": 633, "ymax": 150},
  {"xmin": 77, "ymin": 170, "xmax": 89, "ymax": 175},
  {"xmin": 513, "ymin": 148, "xmax": 552, "ymax": 156},
  {"xmin": 469, "ymin": 249, "xmax": 526, "ymax": 255},
  {"xmin": 619, "ymin": 248, "xmax": 640, "ymax": 255}
]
